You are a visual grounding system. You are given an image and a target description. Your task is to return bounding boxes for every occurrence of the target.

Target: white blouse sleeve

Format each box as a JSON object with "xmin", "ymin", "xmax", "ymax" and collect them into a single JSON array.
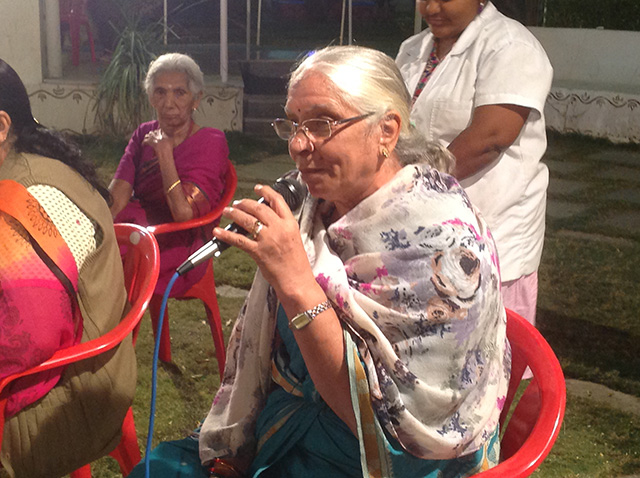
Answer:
[
  {"xmin": 27, "ymin": 184, "xmax": 97, "ymax": 272},
  {"xmin": 475, "ymin": 35, "xmax": 553, "ymax": 114}
]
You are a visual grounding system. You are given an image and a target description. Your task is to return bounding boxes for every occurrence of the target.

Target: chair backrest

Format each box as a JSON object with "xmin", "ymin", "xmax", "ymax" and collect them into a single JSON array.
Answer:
[
  {"xmin": 0, "ymin": 223, "xmax": 159, "ymax": 444},
  {"xmin": 472, "ymin": 308, "xmax": 566, "ymax": 478},
  {"xmin": 59, "ymin": 0, "xmax": 88, "ymax": 19},
  {"xmin": 147, "ymin": 162, "xmax": 238, "ymax": 236}
]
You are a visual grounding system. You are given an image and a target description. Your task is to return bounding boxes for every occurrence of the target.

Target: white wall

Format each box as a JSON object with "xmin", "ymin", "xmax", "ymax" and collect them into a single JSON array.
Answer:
[
  {"xmin": 529, "ymin": 27, "xmax": 640, "ymax": 143},
  {"xmin": 28, "ymin": 81, "xmax": 244, "ymax": 135},
  {"xmin": 530, "ymin": 27, "xmax": 640, "ymax": 92},
  {"xmin": 0, "ymin": 0, "xmax": 44, "ymax": 84}
]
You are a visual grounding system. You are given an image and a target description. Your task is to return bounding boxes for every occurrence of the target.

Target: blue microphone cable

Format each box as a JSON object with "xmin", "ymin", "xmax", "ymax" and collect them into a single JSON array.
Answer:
[{"xmin": 145, "ymin": 270, "xmax": 180, "ymax": 478}]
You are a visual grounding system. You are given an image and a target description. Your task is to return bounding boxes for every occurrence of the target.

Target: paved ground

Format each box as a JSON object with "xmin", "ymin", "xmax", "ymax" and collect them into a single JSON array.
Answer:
[
  {"xmin": 567, "ymin": 379, "xmax": 640, "ymax": 417},
  {"xmin": 543, "ymin": 138, "xmax": 640, "ymax": 419},
  {"xmin": 544, "ymin": 138, "xmax": 640, "ymax": 241}
]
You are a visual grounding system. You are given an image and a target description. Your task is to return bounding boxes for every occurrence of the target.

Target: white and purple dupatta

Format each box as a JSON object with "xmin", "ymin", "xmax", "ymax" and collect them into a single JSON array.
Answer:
[{"xmin": 200, "ymin": 163, "xmax": 510, "ymax": 465}]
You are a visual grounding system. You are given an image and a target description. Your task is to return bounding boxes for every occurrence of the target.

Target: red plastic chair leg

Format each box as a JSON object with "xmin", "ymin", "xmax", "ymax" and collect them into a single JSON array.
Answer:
[
  {"xmin": 182, "ymin": 263, "xmax": 226, "ymax": 377},
  {"xmin": 70, "ymin": 22, "xmax": 81, "ymax": 66},
  {"xmin": 109, "ymin": 407, "xmax": 141, "ymax": 476},
  {"xmin": 149, "ymin": 294, "xmax": 172, "ymax": 363},
  {"xmin": 70, "ymin": 464, "xmax": 92, "ymax": 478},
  {"xmin": 203, "ymin": 294, "xmax": 226, "ymax": 378},
  {"xmin": 84, "ymin": 21, "xmax": 96, "ymax": 62}
]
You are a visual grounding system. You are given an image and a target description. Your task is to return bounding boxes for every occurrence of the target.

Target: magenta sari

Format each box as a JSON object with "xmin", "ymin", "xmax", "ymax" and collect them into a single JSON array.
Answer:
[{"xmin": 113, "ymin": 121, "xmax": 230, "ymax": 296}]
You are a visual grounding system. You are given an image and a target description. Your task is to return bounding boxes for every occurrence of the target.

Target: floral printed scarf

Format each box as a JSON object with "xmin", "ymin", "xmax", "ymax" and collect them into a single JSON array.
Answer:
[{"xmin": 200, "ymin": 164, "xmax": 510, "ymax": 465}]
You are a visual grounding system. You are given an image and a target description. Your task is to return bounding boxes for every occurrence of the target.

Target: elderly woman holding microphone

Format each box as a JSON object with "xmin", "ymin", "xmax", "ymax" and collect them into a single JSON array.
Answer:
[
  {"xmin": 134, "ymin": 45, "xmax": 509, "ymax": 478},
  {"xmin": 396, "ymin": 0, "xmax": 553, "ymax": 331}
]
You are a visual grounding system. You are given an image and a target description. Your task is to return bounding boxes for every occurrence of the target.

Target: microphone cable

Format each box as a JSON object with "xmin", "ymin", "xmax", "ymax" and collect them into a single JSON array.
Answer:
[
  {"xmin": 145, "ymin": 271, "xmax": 179, "ymax": 478},
  {"xmin": 143, "ymin": 178, "xmax": 305, "ymax": 477}
]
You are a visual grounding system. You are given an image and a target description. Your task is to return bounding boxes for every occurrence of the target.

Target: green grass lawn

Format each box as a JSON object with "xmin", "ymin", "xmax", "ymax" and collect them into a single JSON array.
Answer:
[{"xmin": 75, "ymin": 131, "xmax": 640, "ymax": 477}]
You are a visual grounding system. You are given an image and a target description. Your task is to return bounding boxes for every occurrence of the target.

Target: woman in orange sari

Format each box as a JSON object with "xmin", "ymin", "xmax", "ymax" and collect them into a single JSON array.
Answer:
[{"xmin": 0, "ymin": 58, "xmax": 135, "ymax": 478}]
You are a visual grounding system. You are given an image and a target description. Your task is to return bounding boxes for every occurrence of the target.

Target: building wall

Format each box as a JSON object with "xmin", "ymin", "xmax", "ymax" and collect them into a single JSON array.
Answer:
[
  {"xmin": 26, "ymin": 80, "xmax": 243, "ymax": 136},
  {"xmin": 530, "ymin": 27, "xmax": 640, "ymax": 91},
  {"xmin": 0, "ymin": 0, "xmax": 43, "ymax": 84},
  {"xmin": 530, "ymin": 27, "xmax": 640, "ymax": 143}
]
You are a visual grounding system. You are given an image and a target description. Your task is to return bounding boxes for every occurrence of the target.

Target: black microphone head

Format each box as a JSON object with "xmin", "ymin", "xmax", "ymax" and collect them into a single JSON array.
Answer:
[{"xmin": 272, "ymin": 178, "xmax": 306, "ymax": 212}]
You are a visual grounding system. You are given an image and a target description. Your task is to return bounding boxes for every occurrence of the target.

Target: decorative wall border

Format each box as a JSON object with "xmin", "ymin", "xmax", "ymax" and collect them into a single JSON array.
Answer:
[
  {"xmin": 29, "ymin": 86, "xmax": 98, "ymax": 135},
  {"xmin": 199, "ymin": 86, "xmax": 243, "ymax": 132},
  {"xmin": 545, "ymin": 86, "xmax": 640, "ymax": 144},
  {"xmin": 548, "ymin": 90, "xmax": 640, "ymax": 111},
  {"xmin": 26, "ymin": 82, "xmax": 243, "ymax": 135}
]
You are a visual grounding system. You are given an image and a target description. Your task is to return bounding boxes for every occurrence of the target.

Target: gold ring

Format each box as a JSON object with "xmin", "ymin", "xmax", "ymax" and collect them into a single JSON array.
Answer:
[{"xmin": 250, "ymin": 220, "xmax": 263, "ymax": 240}]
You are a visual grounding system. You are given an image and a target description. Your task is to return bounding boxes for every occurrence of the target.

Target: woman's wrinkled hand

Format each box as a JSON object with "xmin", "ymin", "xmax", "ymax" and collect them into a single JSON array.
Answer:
[
  {"xmin": 142, "ymin": 128, "xmax": 173, "ymax": 156},
  {"xmin": 212, "ymin": 184, "xmax": 315, "ymax": 298}
]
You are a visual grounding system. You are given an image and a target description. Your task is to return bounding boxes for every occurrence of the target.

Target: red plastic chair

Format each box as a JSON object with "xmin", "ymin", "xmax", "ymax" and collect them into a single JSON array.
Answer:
[
  {"xmin": 472, "ymin": 308, "xmax": 566, "ymax": 477},
  {"xmin": 59, "ymin": 0, "xmax": 96, "ymax": 66},
  {"xmin": 0, "ymin": 223, "xmax": 159, "ymax": 478},
  {"xmin": 146, "ymin": 163, "xmax": 238, "ymax": 377}
]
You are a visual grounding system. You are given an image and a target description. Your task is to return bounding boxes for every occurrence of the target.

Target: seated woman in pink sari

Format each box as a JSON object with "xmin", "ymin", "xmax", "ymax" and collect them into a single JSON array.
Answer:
[{"xmin": 109, "ymin": 53, "xmax": 231, "ymax": 296}]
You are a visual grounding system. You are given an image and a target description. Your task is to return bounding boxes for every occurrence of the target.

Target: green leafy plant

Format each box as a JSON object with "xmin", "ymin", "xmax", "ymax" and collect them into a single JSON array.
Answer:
[
  {"xmin": 93, "ymin": 14, "xmax": 157, "ymax": 138},
  {"xmin": 543, "ymin": 0, "xmax": 640, "ymax": 30}
]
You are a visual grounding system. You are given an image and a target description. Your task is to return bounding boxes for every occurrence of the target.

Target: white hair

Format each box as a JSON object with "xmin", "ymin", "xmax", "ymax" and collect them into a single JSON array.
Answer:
[
  {"xmin": 288, "ymin": 45, "xmax": 455, "ymax": 173},
  {"xmin": 144, "ymin": 53, "xmax": 205, "ymax": 98}
]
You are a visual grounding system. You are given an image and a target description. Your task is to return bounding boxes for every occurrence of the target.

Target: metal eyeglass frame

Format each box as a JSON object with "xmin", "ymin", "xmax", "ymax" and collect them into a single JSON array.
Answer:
[{"xmin": 271, "ymin": 112, "xmax": 374, "ymax": 141}]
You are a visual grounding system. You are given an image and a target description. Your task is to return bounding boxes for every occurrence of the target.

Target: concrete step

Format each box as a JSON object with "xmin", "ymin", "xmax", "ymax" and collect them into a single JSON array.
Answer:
[
  {"xmin": 239, "ymin": 59, "xmax": 295, "ymax": 95},
  {"xmin": 243, "ymin": 94, "xmax": 286, "ymax": 118}
]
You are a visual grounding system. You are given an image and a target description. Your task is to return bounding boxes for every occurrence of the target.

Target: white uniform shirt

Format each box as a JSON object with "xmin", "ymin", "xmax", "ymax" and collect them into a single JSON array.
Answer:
[{"xmin": 396, "ymin": 2, "xmax": 553, "ymax": 282}]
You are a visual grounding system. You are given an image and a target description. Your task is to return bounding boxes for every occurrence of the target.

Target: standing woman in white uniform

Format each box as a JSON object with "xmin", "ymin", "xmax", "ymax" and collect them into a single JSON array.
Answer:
[{"xmin": 396, "ymin": 0, "xmax": 553, "ymax": 329}]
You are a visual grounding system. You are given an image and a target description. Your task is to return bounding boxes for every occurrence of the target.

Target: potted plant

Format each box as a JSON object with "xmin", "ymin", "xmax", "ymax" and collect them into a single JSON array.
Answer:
[{"xmin": 92, "ymin": 0, "xmax": 159, "ymax": 138}]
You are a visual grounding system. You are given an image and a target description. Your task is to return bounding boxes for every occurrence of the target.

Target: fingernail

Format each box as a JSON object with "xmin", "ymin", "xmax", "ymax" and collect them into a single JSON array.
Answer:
[
  {"xmin": 232, "ymin": 200, "xmax": 240, "ymax": 206},
  {"xmin": 224, "ymin": 206, "xmax": 233, "ymax": 214}
]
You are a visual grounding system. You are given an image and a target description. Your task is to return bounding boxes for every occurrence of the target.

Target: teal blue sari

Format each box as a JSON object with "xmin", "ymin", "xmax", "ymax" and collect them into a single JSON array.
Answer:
[
  {"xmin": 128, "ymin": 305, "xmax": 499, "ymax": 478},
  {"xmin": 249, "ymin": 306, "xmax": 499, "ymax": 478}
]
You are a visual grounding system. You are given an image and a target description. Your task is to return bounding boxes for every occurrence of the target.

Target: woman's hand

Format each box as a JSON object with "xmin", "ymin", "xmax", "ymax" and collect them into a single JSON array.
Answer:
[
  {"xmin": 215, "ymin": 185, "xmax": 358, "ymax": 435},
  {"xmin": 141, "ymin": 128, "xmax": 194, "ymax": 222},
  {"xmin": 212, "ymin": 184, "xmax": 316, "ymax": 300},
  {"xmin": 142, "ymin": 128, "xmax": 174, "ymax": 159}
]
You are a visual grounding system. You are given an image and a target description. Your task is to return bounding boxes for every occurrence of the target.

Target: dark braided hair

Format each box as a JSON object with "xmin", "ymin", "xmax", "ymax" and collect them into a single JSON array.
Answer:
[{"xmin": 0, "ymin": 59, "xmax": 110, "ymax": 203}]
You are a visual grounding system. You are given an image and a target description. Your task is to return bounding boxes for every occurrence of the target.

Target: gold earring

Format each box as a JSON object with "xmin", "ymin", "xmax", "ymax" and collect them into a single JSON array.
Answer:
[{"xmin": 381, "ymin": 147, "xmax": 390, "ymax": 158}]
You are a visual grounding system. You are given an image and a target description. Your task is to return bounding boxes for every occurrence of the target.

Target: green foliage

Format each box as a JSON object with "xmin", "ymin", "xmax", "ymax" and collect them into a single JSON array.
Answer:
[
  {"xmin": 537, "ymin": 396, "xmax": 640, "ymax": 477},
  {"xmin": 544, "ymin": 0, "xmax": 640, "ymax": 30},
  {"xmin": 538, "ymin": 236, "xmax": 640, "ymax": 396},
  {"xmin": 213, "ymin": 248, "xmax": 258, "ymax": 290},
  {"xmin": 93, "ymin": 18, "xmax": 157, "ymax": 138},
  {"xmin": 224, "ymin": 130, "xmax": 288, "ymax": 165}
]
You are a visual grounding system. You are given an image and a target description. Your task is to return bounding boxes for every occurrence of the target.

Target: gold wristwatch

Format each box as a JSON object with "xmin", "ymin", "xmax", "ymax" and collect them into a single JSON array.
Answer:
[{"xmin": 289, "ymin": 300, "xmax": 333, "ymax": 330}]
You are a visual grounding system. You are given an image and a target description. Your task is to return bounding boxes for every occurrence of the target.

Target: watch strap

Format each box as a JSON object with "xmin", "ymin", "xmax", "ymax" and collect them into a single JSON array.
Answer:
[{"xmin": 289, "ymin": 300, "xmax": 332, "ymax": 330}]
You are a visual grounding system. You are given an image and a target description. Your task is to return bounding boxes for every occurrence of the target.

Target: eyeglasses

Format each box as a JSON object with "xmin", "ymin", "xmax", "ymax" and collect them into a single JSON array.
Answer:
[{"xmin": 271, "ymin": 112, "xmax": 374, "ymax": 141}]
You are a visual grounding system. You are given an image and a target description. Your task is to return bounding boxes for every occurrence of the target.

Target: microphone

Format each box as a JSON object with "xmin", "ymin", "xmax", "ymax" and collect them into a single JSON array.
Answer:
[{"xmin": 176, "ymin": 177, "xmax": 306, "ymax": 276}]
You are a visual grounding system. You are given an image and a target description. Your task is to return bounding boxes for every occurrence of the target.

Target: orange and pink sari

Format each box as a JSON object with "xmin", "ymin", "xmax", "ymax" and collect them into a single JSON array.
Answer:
[{"xmin": 0, "ymin": 180, "xmax": 81, "ymax": 417}]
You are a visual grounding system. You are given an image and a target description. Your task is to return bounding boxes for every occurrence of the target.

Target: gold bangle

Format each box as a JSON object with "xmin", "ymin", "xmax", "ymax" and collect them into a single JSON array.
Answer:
[{"xmin": 166, "ymin": 179, "xmax": 181, "ymax": 195}]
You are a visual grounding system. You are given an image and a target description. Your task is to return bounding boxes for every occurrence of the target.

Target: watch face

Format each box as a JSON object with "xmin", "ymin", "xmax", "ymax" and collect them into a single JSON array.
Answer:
[
  {"xmin": 290, "ymin": 311, "xmax": 312, "ymax": 330},
  {"xmin": 290, "ymin": 301, "xmax": 332, "ymax": 330}
]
